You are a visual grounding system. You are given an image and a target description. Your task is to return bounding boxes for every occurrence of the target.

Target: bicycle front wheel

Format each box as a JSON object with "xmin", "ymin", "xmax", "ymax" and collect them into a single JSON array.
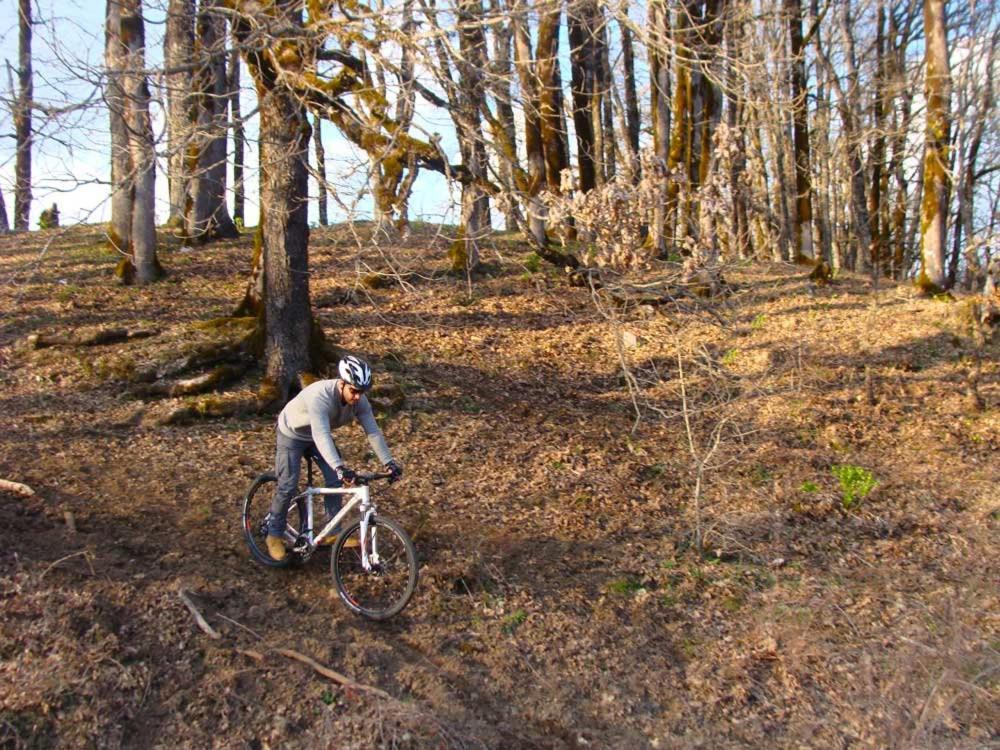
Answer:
[
  {"xmin": 331, "ymin": 516, "xmax": 418, "ymax": 620},
  {"xmin": 242, "ymin": 473, "xmax": 305, "ymax": 568}
]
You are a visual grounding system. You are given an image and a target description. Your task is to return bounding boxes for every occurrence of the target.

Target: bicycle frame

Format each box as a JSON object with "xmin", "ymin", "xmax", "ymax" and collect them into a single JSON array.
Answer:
[{"xmin": 286, "ymin": 484, "xmax": 381, "ymax": 571}]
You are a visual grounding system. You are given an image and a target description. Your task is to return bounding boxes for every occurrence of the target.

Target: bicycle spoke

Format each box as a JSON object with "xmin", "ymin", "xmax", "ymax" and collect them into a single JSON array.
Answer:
[{"xmin": 331, "ymin": 518, "xmax": 417, "ymax": 620}]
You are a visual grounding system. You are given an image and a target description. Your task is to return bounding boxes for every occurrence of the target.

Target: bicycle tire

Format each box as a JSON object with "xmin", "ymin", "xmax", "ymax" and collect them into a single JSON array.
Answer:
[
  {"xmin": 331, "ymin": 516, "xmax": 418, "ymax": 620},
  {"xmin": 241, "ymin": 473, "xmax": 306, "ymax": 568}
]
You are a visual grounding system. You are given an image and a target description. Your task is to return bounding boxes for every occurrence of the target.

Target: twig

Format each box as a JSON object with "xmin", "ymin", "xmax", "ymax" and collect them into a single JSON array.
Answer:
[
  {"xmin": 39, "ymin": 550, "xmax": 94, "ymax": 579},
  {"xmin": 274, "ymin": 648, "xmax": 392, "ymax": 699},
  {"xmin": 177, "ymin": 588, "xmax": 222, "ymax": 640},
  {"xmin": 236, "ymin": 647, "xmax": 265, "ymax": 663},
  {"xmin": 216, "ymin": 613, "xmax": 265, "ymax": 641}
]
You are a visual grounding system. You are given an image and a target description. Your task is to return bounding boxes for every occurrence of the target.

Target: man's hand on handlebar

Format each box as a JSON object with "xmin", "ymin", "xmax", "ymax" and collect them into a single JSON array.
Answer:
[
  {"xmin": 384, "ymin": 460, "xmax": 403, "ymax": 484},
  {"xmin": 336, "ymin": 466, "xmax": 357, "ymax": 485}
]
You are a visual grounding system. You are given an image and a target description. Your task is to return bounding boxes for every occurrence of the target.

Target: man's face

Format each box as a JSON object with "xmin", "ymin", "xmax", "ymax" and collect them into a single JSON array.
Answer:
[{"xmin": 343, "ymin": 383, "xmax": 365, "ymax": 405}]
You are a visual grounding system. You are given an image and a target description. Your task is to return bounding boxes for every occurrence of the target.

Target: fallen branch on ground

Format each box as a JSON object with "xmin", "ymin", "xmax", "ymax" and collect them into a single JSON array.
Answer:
[
  {"xmin": 0, "ymin": 478, "xmax": 35, "ymax": 497},
  {"xmin": 178, "ymin": 588, "xmax": 222, "ymax": 640},
  {"xmin": 273, "ymin": 648, "xmax": 392, "ymax": 699},
  {"xmin": 40, "ymin": 550, "xmax": 95, "ymax": 579}
]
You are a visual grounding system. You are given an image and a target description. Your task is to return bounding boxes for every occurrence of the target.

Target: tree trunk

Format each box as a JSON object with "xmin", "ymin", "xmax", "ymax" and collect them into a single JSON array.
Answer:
[
  {"xmin": 14, "ymin": 0, "xmax": 32, "ymax": 231},
  {"xmin": 948, "ymin": 35, "xmax": 992, "ymax": 288},
  {"xmin": 511, "ymin": 1, "xmax": 547, "ymax": 244},
  {"xmin": 105, "ymin": 0, "xmax": 132, "ymax": 257},
  {"xmin": 228, "ymin": 0, "xmax": 319, "ymax": 401},
  {"xmin": 568, "ymin": 0, "xmax": 599, "ymax": 193},
  {"xmin": 489, "ymin": 0, "xmax": 521, "ymax": 231},
  {"xmin": 228, "ymin": 38, "xmax": 245, "ymax": 226},
  {"xmin": 619, "ymin": 5, "xmax": 641, "ymax": 172},
  {"xmin": 918, "ymin": 0, "xmax": 951, "ymax": 291},
  {"xmin": 188, "ymin": 0, "xmax": 238, "ymax": 242},
  {"xmin": 165, "ymin": 0, "xmax": 194, "ymax": 226},
  {"xmin": 313, "ymin": 114, "xmax": 328, "ymax": 226},
  {"xmin": 121, "ymin": 0, "xmax": 161, "ymax": 284},
  {"xmin": 260, "ymin": 86, "xmax": 315, "ymax": 400},
  {"xmin": 649, "ymin": 0, "xmax": 671, "ymax": 255},
  {"xmin": 0, "ymin": 186, "xmax": 8, "ymax": 231},
  {"xmin": 869, "ymin": 0, "xmax": 889, "ymax": 278},
  {"xmin": 452, "ymin": 0, "xmax": 491, "ymax": 271},
  {"xmin": 535, "ymin": 4, "xmax": 569, "ymax": 192},
  {"xmin": 887, "ymin": 7, "xmax": 917, "ymax": 279},
  {"xmin": 785, "ymin": 0, "xmax": 815, "ymax": 261},
  {"xmin": 726, "ymin": 6, "xmax": 752, "ymax": 260},
  {"xmin": 667, "ymin": 3, "xmax": 693, "ymax": 250}
]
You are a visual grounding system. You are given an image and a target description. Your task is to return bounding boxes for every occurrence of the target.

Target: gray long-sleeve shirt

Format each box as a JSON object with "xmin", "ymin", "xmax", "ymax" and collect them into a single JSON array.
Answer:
[{"xmin": 277, "ymin": 379, "xmax": 393, "ymax": 469}]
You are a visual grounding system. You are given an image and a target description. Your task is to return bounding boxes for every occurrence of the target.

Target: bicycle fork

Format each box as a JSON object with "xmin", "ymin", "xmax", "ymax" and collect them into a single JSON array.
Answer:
[{"xmin": 360, "ymin": 506, "xmax": 378, "ymax": 571}]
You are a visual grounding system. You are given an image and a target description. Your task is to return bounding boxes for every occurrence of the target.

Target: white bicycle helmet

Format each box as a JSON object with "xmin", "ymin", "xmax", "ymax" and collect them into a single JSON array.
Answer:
[{"xmin": 338, "ymin": 355, "xmax": 373, "ymax": 391}]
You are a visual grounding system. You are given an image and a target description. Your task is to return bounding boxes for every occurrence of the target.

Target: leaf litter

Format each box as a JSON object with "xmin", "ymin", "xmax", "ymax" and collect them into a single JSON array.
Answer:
[{"xmin": 0, "ymin": 224, "xmax": 997, "ymax": 748}]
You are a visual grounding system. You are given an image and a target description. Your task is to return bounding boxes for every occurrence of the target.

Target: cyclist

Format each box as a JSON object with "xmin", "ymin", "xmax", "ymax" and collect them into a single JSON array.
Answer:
[{"xmin": 266, "ymin": 355, "xmax": 402, "ymax": 561}]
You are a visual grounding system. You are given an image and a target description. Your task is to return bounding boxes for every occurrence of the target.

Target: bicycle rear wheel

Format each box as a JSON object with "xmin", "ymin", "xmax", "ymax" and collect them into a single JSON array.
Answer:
[
  {"xmin": 242, "ymin": 473, "xmax": 305, "ymax": 568},
  {"xmin": 331, "ymin": 516, "xmax": 418, "ymax": 620}
]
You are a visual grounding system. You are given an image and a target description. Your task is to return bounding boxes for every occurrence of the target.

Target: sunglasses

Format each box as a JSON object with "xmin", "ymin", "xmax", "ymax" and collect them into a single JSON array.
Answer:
[{"xmin": 345, "ymin": 384, "xmax": 368, "ymax": 398}]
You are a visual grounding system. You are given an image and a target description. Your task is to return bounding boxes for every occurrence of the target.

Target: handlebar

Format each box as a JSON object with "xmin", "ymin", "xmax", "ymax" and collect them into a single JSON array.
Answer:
[{"xmin": 352, "ymin": 471, "xmax": 395, "ymax": 485}]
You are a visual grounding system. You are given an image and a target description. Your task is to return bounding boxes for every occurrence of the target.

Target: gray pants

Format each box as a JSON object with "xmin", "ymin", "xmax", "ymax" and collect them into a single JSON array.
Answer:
[{"xmin": 268, "ymin": 430, "xmax": 342, "ymax": 537}]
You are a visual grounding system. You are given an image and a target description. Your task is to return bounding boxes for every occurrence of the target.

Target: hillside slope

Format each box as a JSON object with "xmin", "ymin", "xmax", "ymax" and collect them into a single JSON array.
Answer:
[{"xmin": 1, "ymin": 225, "xmax": 997, "ymax": 748}]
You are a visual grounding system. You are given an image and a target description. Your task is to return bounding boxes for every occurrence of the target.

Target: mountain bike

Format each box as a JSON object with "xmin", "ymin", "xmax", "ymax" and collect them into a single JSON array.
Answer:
[{"xmin": 241, "ymin": 455, "xmax": 418, "ymax": 620}]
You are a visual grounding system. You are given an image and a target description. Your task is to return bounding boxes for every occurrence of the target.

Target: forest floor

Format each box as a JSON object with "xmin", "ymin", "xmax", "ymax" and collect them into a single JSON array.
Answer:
[{"xmin": 0, "ymin": 223, "xmax": 997, "ymax": 749}]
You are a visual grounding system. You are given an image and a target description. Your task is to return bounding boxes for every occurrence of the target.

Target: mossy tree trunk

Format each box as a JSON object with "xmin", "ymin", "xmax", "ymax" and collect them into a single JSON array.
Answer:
[
  {"xmin": 918, "ymin": 0, "xmax": 951, "ymax": 292},
  {"xmin": 230, "ymin": 0, "xmax": 320, "ymax": 403},
  {"xmin": 187, "ymin": 0, "xmax": 238, "ymax": 243},
  {"xmin": 165, "ymin": 0, "xmax": 194, "ymax": 226},
  {"xmin": 14, "ymin": 0, "xmax": 32, "ymax": 232},
  {"xmin": 259, "ymin": 87, "xmax": 315, "ymax": 402}
]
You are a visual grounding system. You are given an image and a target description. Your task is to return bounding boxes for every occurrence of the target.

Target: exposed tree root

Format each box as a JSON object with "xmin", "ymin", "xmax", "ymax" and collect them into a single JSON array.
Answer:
[
  {"xmin": 24, "ymin": 326, "xmax": 159, "ymax": 349},
  {"xmin": 143, "ymin": 393, "xmax": 263, "ymax": 426},
  {"xmin": 136, "ymin": 363, "xmax": 250, "ymax": 397}
]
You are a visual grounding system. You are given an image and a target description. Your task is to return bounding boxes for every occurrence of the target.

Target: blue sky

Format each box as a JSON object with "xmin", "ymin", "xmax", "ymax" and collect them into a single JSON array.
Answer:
[{"xmin": 0, "ymin": 0, "xmax": 460, "ymax": 229}]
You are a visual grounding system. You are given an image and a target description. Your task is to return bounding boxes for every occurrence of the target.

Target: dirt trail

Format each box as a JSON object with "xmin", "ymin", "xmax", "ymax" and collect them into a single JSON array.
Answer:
[{"xmin": 1, "ymin": 226, "xmax": 997, "ymax": 748}]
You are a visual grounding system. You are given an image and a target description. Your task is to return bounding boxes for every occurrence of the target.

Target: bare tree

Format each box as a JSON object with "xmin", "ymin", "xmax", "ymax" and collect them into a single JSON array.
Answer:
[
  {"xmin": 918, "ymin": 0, "xmax": 951, "ymax": 291},
  {"xmin": 165, "ymin": 0, "xmax": 194, "ymax": 226},
  {"xmin": 313, "ymin": 113, "xmax": 328, "ymax": 227},
  {"xmin": 187, "ymin": 0, "xmax": 238, "ymax": 241},
  {"xmin": 785, "ymin": 0, "xmax": 815, "ymax": 262},
  {"xmin": 227, "ymin": 34, "xmax": 245, "ymax": 227},
  {"xmin": 14, "ymin": 0, "xmax": 32, "ymax": 231},
  {"xmin": 105, "ymin": 0, "xmax": 162, "ymax": 284}
]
